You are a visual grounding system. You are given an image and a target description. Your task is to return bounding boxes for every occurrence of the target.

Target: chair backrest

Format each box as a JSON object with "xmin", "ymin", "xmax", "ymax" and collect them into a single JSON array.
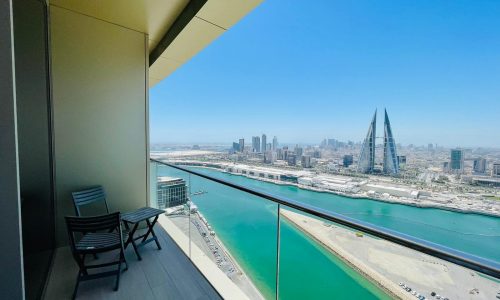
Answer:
[
  {"xmin": 65, "ymin": 212, "xmax": 121, "ymax": 251},
  {"xmin": 71, "ymin": 186, "xmax": 109, "ymax": 216}
]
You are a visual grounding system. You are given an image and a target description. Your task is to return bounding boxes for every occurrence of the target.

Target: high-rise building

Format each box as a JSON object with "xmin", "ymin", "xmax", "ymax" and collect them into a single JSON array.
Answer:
[
  {"xmin": 397, "ymin": 155, "xmax": 407, "ymax": 166},
  {"xmin": 276, "ymin": 148, "xmax": 283, "ymax": 160},
  {"xmin": 272, "ymin": 136, "xmax": 278, "ymax": 150},
  {"xmin": 239, "ymin": 138, "xmax": 245, "ymax": 152},
  {"xmin": 264, "ymin": 151, "xmax": 276, "ymax": 164},
  {"xmin": 295, "ymin": 145, "xmax": 303, "ymax": 157},
  {"xmin": 473, "ymin": 158, "xmax": 487, "ymax": 174},
  {"xmin": 261, "ymin": 134, "xmax": 267, "ymax": 153},
  {"xmin": 492, "ymin": 163, "xmax": 500, "ymax": 177},
  {"xmin": 157, "ymin": 177, "xmax": 188, "ymax": 209},
  {"xmin": 313, "ymin": 150, "xmax": 321, "ymax": 158},
  {"xmin": 232, "ymin": 142, "xmax": 240, "ymax": 152},
  {"xmin": 428, "ymin": 143, "xmax": 434, "ymax": 151},
  {"xmin": 267, "ymin": 143, "xmax": 272, "ymax": 151},
  {"xmin": 252, "ymin": 136, "xmax": 261, "ymax": 153},
  {"xmin": 343, "ymin": 155, "xmax": 353, "ymax": 167},
  {"xmin": 383, "ymin": 109, "xmax": 399, "ymax": 175},
  {"xmin": 358, "ymin": 110, "xmax": 376, "ymax": 173},
  {"xmin": 450, "ymin": 149, "xmax": 464, "ymax": 173},
  {"xmin": 301, "ymin": 155, "xmax": 312, "ymax": 168},
  {"xmin": 327, "ymin": 139, "xmax": 337, "ymax": 148},
  {"xmin": 287, "ymin": 154, "xmax": 296, "ymax": 166}
]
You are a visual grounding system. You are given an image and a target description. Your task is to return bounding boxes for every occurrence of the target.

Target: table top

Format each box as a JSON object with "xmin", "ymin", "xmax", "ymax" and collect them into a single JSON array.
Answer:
[{"xmin": 121, "ymin": 207, "xmax": 164, "ymax": 224}]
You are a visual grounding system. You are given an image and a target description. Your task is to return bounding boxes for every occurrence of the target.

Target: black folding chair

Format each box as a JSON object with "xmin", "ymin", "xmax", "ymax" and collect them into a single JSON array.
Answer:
[
  {"xmin": 65, "ymin": 212, "xmax": 128, "ymax": 300},
  {"xmin": 71, "ymin": 186, "xmax": 111, "ymax": 260},
  {"xmin": 72, "ymin": 186, "xmax": 110, "ymax": 216}
]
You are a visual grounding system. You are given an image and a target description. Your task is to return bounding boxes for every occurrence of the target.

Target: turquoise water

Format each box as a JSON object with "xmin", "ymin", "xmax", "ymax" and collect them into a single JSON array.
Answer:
[{"xmin": 158, "ymin": 166, "xmax": 500, "ymax": 299}]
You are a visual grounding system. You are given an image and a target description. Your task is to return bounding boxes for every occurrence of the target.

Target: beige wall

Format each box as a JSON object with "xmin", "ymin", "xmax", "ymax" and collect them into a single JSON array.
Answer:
[{"xmin": 50, "ymin": 6, "xmax": 148, "ymax": 245}]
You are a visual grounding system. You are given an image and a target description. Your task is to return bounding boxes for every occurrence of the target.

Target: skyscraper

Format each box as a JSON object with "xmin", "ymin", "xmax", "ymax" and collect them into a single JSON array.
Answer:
[
  {"xmin": 301, "ymin": 155, "xmax": 312, "ymax": 168},
  {"xmin": 397, "ymin": 155, "xmax": 407, "ymax": 169},
  {"xmin": 294, "ymin": 145, "xmax": 303, "ymax": 157},
  {"xmin": 358, "ymin": 110, "xmax": 376, "ymax": 173},
  {"xmin": 232, "ymin": 142, "xmax": 240, "ymax": 152},
  {"xmin": 276, "ymin": 148, "xmax": 283, "ymax": 160},
  {"xmin": 383, "ymin": 109, "xmax": 399, "ymax": 175},
  {"xmin": 450, "ymin": 149, "xmax": 464, "ymax": 173},
  {"xmin": 473, "ymin": 158, "xmax": 487, "ymax": 174},
  {"xmin": 272, "ymin": 136, "xmax": 278, "ymax": 150},
  {"xmin": 239, "ymin": 138, "xmax": 245, "ymax": 152},
  {"xmin": 492, "ymin": 163, "xmax": 500, "ymax": 177},
  {"xmin": 261, "ymin": 134, "xmax": 267, "ymax": 153},
  {"xmin": 252, "ymin": 136, "xmax": 261, "ymax": 153}
]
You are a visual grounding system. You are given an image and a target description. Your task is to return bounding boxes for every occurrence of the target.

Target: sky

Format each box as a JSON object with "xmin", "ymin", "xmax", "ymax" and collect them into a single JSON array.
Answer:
[{"xmin": 150, "ymin": 0, "xmax": 500, "ymax": 147}]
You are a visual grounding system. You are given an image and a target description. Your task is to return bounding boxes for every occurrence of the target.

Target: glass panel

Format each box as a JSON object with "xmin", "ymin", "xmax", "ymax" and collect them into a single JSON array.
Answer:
[
  {"xmin": 13, "ymin": 1, "xmax": 55, "ymax": 299},
  {"xmin": 150, "ymin": 161, "xmax": 191, "ymax": 254},
  {"xmin": 278, "ymin": 206, "xmax": 499, "ymax": 300},
  {"xmin": 152, "ymin": 162, "xmax": 279, "ymax": 300},
  {"xmin": 187, "ymin": 166, "xmax": 278, "ymax": 300},
  {"xmin": 150, "ymin": 161, "xmax": 499, "ymax": 299}
]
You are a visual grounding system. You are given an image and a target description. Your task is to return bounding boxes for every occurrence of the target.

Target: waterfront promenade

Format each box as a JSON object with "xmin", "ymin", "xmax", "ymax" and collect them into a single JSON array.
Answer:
[
  {"xmin": 168, "ymin": 213, "xmax": 265, "ymax": 299},
  {"xmin": 156, "ymin": 158, "xmax": 500, "ymax": 218}
]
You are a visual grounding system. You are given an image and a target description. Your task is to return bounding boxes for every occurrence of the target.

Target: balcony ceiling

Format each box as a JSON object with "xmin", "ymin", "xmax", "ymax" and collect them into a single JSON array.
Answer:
[{"xmin": 48, "ymin": 0, "xmax": 263, "ymax": 87}]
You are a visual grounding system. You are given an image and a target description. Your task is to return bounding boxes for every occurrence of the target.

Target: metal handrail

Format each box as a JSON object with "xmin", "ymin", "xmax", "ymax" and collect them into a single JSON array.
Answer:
[{"xmin": 150, "ymin": 158, "xmax": 500, "ymax": 279}]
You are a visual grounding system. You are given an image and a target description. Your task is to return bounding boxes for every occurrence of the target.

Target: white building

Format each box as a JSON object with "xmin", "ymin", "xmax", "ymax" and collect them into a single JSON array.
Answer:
[{"xmin": 361, "ymin": 183, "xmax": 420, "ymax": 198}]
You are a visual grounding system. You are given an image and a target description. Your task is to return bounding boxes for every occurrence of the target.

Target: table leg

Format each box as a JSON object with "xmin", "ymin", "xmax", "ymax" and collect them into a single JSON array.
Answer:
[
  {"xmin": 124, "ymin": 222, "xmax": 142, "ymax": 260},
  {"xmin": 142, "ymin": 216, "xmax": 161, "ymax": 250}
]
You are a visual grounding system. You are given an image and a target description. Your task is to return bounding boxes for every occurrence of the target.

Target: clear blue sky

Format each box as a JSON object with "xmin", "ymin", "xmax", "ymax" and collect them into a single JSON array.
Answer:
[{"xmin": 150, "ymin": 0, "xmax": 500, "ymax": 147}]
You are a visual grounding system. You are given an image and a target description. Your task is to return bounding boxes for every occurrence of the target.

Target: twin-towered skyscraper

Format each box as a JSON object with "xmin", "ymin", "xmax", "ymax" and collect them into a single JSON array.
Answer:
[{"xmin": 358, "ymin": 109, "xmax": 399, "ymax": 175}]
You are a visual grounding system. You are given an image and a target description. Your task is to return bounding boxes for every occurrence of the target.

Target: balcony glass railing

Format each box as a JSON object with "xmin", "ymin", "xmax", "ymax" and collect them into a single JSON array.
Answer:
[{"xmin": 150, "ymin": 159, "xmax": 500, "ymax": 300}]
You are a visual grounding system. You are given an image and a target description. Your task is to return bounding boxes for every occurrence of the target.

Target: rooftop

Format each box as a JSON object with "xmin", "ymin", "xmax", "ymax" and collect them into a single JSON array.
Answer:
[{"xmin": 157, "ymin": 176, "xmax": 185, "ymax": 183}]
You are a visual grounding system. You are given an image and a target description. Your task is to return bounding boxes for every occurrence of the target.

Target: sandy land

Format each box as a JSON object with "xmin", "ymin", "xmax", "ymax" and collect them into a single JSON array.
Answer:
[{"xmin": 281, "ymin": 209, "xmax": 499, "ymax": 300}]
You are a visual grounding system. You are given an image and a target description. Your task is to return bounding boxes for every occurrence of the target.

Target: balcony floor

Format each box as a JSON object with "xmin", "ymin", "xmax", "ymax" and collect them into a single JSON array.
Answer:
[{"xmin": 43, "ymin": 227, "xmax": 222, "ymax": 300}]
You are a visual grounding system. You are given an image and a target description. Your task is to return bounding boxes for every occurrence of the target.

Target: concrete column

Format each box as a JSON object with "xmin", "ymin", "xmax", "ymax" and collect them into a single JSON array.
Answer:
[{"xmin": 0, "ymin": 0, "xmax": 25, "ymax": 298}]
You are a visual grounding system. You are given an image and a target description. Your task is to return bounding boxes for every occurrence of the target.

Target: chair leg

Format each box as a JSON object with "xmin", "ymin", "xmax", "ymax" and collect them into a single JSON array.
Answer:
[
  {"xmin": 121, "ymin": 250, "xmax": 128, "ymax": 271},
  {"xmin": 114, "ymin": 260, "xmax": 121, "ymax": 291},
  {"xmin": 78, "ymin": 255, "xmax": 88, "ymax": 276},
  {"xmin": 72, "ymin": 271, "xmax": 81, "ymax": 300}
]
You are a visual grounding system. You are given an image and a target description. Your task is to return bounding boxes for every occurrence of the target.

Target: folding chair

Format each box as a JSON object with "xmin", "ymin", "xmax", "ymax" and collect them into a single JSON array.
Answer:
[
  {"xmin": 65, "ymin": 212, "xmax": 128, "ymax": 299},
  {"xmin": 71, "ymin": 186, "xmax": 111, "ymax": 259},
  {"xmin": 71, "ymin": 186, "xmax": 109, "ymax": 216}
]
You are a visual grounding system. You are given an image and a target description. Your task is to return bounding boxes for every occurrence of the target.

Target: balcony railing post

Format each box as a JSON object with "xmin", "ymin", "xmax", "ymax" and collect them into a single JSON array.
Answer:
[
  {"xmin": 189, "ymin": 173, "xmax": 192, "ymax": 258},
  {"xmin": 276, "ymin": 204, "xmax": 281, "ymax": 300}
]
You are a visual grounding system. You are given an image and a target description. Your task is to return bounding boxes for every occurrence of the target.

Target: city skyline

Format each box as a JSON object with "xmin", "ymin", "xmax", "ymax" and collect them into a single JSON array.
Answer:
[
  {"xmin": 150, "ymin": 140, "xmax": 500, "ymax": 150},
  {"xmin": 150, "ymin": 1, "xmax": 500, "ymax": 147}
]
